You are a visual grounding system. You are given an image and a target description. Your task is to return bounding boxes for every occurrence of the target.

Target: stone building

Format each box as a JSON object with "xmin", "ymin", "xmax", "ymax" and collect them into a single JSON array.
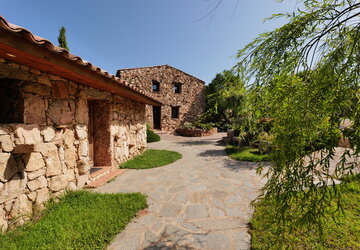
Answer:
[
  {"xmin": 0, "ymin": 16, "xmax": 161, "ymax": 231},
  {"xmin": 117, "ymin": 65, "xmax": 206, "ymax": 132}
]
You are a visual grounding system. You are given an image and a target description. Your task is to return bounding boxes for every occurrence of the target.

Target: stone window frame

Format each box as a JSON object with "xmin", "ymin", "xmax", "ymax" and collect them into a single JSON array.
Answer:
[
  {"xmin": 171, "ymin": 106, "xmax": 180, "ymax": 119},
  {"xmin": 173, "ymin": 82, "xmax": 182, "ymax": 94},
  {"xmin": 152, "ymin": 80, "xmax": 160, "ymax": 92}
]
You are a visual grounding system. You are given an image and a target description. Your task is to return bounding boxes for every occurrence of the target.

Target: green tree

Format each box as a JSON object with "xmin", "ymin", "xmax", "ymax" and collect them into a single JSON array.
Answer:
[
  {"xmin": 203, "ymin": 70, "xmax": 248, "ymax": 129},
  {"xmin": 235, "ymin": 0, "xmax": 360, "ymax": 244},
  {"xmin": 57, "ymin": 26, "xmax": 69, "ymax": 51}
]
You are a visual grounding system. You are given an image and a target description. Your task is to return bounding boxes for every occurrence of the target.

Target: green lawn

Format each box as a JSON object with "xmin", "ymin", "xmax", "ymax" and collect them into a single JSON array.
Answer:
[
  {"xmin": 0, "ymin": 191, "xmax": 147, "ymax": 250},
  {"xmin": 225, "ymin": 145, "xmax": 270, "ymax": 162},
  {"xmin": 250, "ymin": 175, "xmax": 360, "ymax": 249},
  {"xmin": 120, "ymin": 149, "xmax": 182, "ymax": 169}
]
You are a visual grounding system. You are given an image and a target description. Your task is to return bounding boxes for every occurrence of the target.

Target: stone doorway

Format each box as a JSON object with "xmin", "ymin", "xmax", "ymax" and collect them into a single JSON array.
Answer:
[
  {"xmin": 88, "ymin": 100, "xmax": 111, "ymax": 167},
  {"xmin": 153, "ymin": 106, "xmax": 161, "ymax": 130}
]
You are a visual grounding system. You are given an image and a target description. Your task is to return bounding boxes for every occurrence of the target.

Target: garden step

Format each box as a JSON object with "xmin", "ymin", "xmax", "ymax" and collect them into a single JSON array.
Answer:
[
  {"xmin": 89, "ymin": 166, "xmax": 113, "ymax": 182},
  {"xmin": 153, "ymin": 130, "xmax": 169, "ymax": 134},
  {"xmin": 84, "ymin": 169, "xmax": 125, "ymax": 189}
]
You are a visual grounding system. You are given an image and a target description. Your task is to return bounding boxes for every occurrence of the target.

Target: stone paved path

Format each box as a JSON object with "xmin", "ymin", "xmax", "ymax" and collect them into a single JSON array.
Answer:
[{"xmin": 97, "ymin": 132, "xmax": 267, "ymax": 250}]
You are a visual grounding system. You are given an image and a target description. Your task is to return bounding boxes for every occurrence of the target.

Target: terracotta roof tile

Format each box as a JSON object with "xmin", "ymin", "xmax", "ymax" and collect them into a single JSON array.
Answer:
[{"xmin": 0, "ymin": 16, "xmax": 161, "ymax": 104}]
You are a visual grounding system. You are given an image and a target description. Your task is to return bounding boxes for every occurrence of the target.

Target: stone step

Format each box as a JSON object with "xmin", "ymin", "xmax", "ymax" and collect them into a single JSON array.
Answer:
[
  {"xmin": 153, "ymin": 130, "xmax": 169, "ymax": 135},
  {"xmin": 84, "ymin": 169, "xmax": 125, "ymax": 189},
  {"xmin": 89, "ymin": 166, "xmax": 113, "ymax": 182}
]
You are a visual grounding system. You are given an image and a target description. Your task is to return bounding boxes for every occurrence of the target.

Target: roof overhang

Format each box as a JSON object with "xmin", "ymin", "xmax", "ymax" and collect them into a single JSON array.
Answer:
[{"xmin": 0, "ymin": 21, "xmax": 161, "ymax": 106}]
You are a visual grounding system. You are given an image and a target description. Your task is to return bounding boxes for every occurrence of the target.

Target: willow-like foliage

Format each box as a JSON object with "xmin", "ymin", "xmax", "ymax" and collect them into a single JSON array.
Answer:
[{"xmin": 235, "ymin": 0, "xmax": 360, "ymax": 245}]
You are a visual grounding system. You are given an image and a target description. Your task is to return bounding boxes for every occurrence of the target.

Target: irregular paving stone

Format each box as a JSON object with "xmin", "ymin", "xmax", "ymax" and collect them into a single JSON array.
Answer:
[
  {"xmin": 181, "ymin": 222, "xmax": 203, "ymax": 232},
  {"xmin": 101, "ymin": 133, "xmax": 265, "ymax": 250},
  {"xmin": 169, "ymin": 185, "xmax": 185, "ymax": 193},
  {"xmin": 189, "ymin": 218, "xmax": 248, "ymax": 231},
  {"xmin": 209, "ymin": 190, "xmax": 229, "ymax": 200},
  {"xmin": 108, "ymin": 231, "xmax": 141, "ymax": 250},
  {"xmin": 172, "ymin": 192, "xmax": 189, "ymax": 203},
  {"xmin": 136, "ymin": 214, "xmax": 158, "ymax": 226},
  {"xmin": 159, "ymin": 203, "xmax": 183, "ymax": 218},
  {"xmin": 210, "ymin": 206, "xmax": 226, "ymax": 217},
  {"xmin": 188, "ymin": 185, "xmax": 207, "ymax": 192},
  {"xmin": 185, "ymin": 205, "xmax": 209, "ymax": 221},
  {"xmin": 231, "ymin": 229, "xmax": 251, "ymax": 250},
  {"xmin": 147, "ymin": 192, "xmax": 161, "ymax": 202},
  {"xmin": 142, "ymin": 229, "xmax": 160, "ymax": 248},
  {"xmin": 192, "ymin": 232, "xmax": 231, "ymax": 250},
  {"xmin": 188, "ymin": 192, "xmax": 208, "ymax": 204},
  {"xmin": 151, "ymin": 222, "xmax": 165, "ymax": 234},
  {"xmin": 225, "ymin": 194, "xmax": 244, "ymax": 205},
  {"xmin": 161, "ymin": 224, "xmax": 193, "ymax": 246}
]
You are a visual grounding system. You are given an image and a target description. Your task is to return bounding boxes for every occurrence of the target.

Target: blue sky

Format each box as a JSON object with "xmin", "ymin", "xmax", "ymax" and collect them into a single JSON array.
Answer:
[{"xmin": 2, "ymin": 0, "xmax": 297, "ymax": 83}]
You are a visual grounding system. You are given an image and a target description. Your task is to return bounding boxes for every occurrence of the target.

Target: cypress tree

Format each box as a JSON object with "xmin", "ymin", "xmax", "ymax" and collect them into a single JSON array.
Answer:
[{"xmin": 57, "ymin": 26, "xmax": 69, "ymax": 51}]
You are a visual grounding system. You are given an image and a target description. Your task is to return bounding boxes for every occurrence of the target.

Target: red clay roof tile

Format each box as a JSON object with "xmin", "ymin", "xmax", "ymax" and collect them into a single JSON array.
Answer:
[{"xmin": 0, "ymin": 16, "xmax": 161, "ymax": 105}]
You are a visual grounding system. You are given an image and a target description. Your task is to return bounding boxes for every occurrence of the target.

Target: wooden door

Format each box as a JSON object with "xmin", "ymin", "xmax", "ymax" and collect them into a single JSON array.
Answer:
[
  {"xmin": 153, "ymin": 106, "xmax": 161, "ymax": 130},
  {"xmin": 88, "ymin": 101, "xmax": 94, "ymax": 162}
]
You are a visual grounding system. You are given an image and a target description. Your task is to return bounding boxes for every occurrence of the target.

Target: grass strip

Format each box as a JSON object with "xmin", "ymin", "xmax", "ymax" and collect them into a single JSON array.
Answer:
[
  {"xmin": 225, "ymin": 145, "xmax": 270, "ymax": 162},
  {"xmin": 120, "ymin": 149, "xmax": 182, "ymax": 169},
  {"xmin": 250, "ymin": 175, "xmax": 360, "ymax": 249},
  {"xmin": 0, "ymin": 191, "xmax": 147, "ymax": 250}
]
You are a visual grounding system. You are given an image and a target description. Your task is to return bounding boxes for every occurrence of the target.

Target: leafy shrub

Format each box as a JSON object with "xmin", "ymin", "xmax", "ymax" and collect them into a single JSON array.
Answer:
[
  {"xmin": 180, "ymin": 121, "xmax": 214, "ymax": 131},
  {"xmin": 257, "ymin": 131, "xmax": 274, "ymax": 142},
  {"xmin": 180, "ymin": 122, "xmax": 195, "ymax": 130},
  {"xmin": 194, "ymin": 122, "xmax": 214, "ymax": 131},
  {"xmin": 146, "ymin": 124, "xmax": 160, "ymax": 143}
]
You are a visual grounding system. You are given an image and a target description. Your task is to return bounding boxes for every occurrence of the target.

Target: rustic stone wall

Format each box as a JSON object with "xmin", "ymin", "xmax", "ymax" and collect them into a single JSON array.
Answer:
[
  {"xmin": 118, "ymin": 65, "xmax": 206, "ymax": 131},
  {"xmin": 0, "ymin": 58, "xmax": 146, "ymax": 232}
]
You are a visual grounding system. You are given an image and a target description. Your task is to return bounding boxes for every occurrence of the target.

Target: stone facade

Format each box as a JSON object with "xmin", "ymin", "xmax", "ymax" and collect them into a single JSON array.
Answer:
[
  {"xmin": 0, "ymin": 58, "xmax": 147, "ymax": 231},
  {"xmin": 117, "ymin": 65, "xmax": 205, "ymax": 132}
]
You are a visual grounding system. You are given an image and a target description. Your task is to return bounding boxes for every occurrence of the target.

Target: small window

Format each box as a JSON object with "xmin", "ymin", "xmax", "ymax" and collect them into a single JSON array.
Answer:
[
  {"xmin": 173, "ymin": 82, "xmax": 182, "ymax": 94},
  {"xmin": 152, "ymin": 80, "xmax": 160, "ymax": 92},
  {"xmin": 171, "ymin": 106, "xmax": 180, "ymax": 119},
  {"xmin": 0, "ymin": 79, "xmax": 24, "ymax": 124}
]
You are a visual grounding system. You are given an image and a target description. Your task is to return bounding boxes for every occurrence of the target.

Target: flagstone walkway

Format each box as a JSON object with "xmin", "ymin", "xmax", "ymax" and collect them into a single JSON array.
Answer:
[{"xmin": 97, "ymin": 132, "xmax": 267, "ymax": 250}]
